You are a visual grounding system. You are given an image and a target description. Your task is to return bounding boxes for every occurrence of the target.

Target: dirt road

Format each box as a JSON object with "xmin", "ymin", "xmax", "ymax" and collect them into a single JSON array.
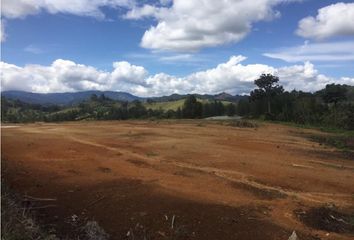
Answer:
[{"xmin": 2, "ymin": 120, "xmax": 354, "ymax": 239}]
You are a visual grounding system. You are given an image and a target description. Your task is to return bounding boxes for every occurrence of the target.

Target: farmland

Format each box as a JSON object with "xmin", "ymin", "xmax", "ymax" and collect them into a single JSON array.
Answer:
[{"xmin": 2, "ymin": 120, "xmax": 354, "ymax": 240}]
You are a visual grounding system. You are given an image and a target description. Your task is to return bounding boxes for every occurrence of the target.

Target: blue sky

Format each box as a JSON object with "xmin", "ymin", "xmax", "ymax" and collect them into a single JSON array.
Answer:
[{"xmin": 1, "ymin": 0, "xmax": 354, "ymax": 96}]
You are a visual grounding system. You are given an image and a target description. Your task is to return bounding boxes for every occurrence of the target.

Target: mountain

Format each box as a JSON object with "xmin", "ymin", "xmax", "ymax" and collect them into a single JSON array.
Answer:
[
  {"xmin": 1, "ymin": 90, "xmax": 248, "ymax": 106},
  {"xmin": 150, "ymin": 92, "xmax": 248, "ymax": 103},
  {"xmin": 1, "ymin": 90, "xmax": 142, "ymax": 105}
]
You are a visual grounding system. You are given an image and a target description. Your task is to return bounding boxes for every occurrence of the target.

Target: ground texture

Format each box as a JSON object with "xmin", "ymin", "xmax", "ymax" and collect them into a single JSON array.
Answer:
[{"xmin": 2, "ymin": 120, "xmax": 354, "ymax": 240}]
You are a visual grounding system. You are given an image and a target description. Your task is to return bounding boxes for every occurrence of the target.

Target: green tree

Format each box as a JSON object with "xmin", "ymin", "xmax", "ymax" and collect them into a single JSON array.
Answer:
[
  {"xmin": 237, "ymin": 99, "xmax": 250, "ymax": 116},
  {"xmin": 176, "ymin": 107, "xmax": 182, "ymax": 119},
  {"xmin": 90, "ymin": 94, "xmax": 98, "ymax": 101},
  {"xmin": 321, "ymin": 84, "xmax": 347, "ymax": 105},
  {"xmin": 225, "ymin": 103, "xmax": 236, "ymax": 116},
  {"xmin": 250, "ymin": 74, "xmax": 284, "ymax": 116},
  {"xmin": 321, "ymin": 84, "xmax": 347, "ymax": 125},
  {"xmin": 182, "ymin": 95, "xmax": 202, "ymax": 118},
  {"xmin": 128, "ymin": 100, "xmax": 147, "ymax": 118}
]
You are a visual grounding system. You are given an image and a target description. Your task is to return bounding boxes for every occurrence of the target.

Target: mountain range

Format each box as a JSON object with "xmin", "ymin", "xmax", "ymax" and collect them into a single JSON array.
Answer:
[{"xmin": 1, "ymin": 91, "xmax": 247, "ymax": 105}]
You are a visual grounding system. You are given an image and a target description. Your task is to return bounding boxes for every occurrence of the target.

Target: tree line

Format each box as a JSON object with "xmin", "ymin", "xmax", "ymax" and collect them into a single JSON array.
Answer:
[
  {"xmin": 237, "ymin": 74, "xmax": 354, "ymax": 130},
  {"xmin": 1, "ymin": 74, "xmax": 353, "ymax": 130},
  {"xmin": 1, "ymin": 93, "xmax": 236, "ymax": 123}
]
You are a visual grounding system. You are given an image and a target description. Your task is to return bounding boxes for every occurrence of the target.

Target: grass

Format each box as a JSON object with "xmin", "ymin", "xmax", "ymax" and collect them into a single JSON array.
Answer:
[
  {"xmin": 144, "ymin": 99, "xmax": 185, "ymax": 111},
  {"xmin": 307, "ymin": 134, "xmax": 354, "ymax": 152},
  {"xmin": 251, "ymin": 119, "xmax": 354, "ymax": 155},
  {"xmin": 260, "ymin": 119, "xmax": 354, "ymax": 135},
  {"xmin": 144, "ymin": 99, "xmax": 233, "ymax": 111},
  {"xmin": 224, "ymin": 120, "xmax": 258, "ymax": 128},
  {"xmin": 1, "ymin": 184, "xmax": 59, "ymax": 240}
]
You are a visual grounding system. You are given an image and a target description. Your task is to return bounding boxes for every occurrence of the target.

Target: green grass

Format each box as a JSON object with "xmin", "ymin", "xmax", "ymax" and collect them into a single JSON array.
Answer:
[
  {"xmin": 308, "ymin": 134, "xmax": 354, "ymax": 152},
  {"xmin": 144, "ymin": 99, "xmax": 185, "ymax": 111},
  {"xmin": 144, "ymin": 98, "xmax": 233, "ymax": 111}
]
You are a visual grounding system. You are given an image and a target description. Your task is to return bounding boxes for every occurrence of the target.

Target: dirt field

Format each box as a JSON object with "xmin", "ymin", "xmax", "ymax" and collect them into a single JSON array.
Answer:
[{"xmin": 2, "ymin": 120, "xmax": 354, "ymax": 240}]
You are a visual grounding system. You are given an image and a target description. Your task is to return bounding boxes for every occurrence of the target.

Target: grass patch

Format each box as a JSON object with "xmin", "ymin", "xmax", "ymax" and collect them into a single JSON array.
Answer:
[
  {"xmin": 255, "ymin": 119, "xmax": 354, "ymax": 153},
  {"xmin": 1, "ymin": 184, "xmax": 59, "ymax": 240},
  {"xmin": 225, "ymin": 120, "xmax": 258, "ymax": 128},
  {"xmin": 308, "ymin": 134, "xmax": 354, "ymax": 151},
  {"xmin": 260, "ymin": 119, "xmax": 354, "ymax": 135},
  {"xmin": 144, "ymin": 98, "xmax": 233, "ymax": 111}
]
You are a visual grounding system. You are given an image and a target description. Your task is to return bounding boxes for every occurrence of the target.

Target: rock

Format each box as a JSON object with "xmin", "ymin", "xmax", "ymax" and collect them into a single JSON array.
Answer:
[{"xmin": 288, "ymin": 231, "xmax": 298, "ymax": 240}]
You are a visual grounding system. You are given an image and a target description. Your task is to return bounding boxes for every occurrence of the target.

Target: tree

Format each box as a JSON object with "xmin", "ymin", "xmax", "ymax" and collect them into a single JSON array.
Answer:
[
  {"xmin": 90, "ymin": 94, "xmax": 98, "ymax": 101},
  {"xmin": 321, "ymin": 84, "xmax": 347, "ymax": 125},
  {"xmin": 225, "ymin": 103, "xmax": 236, "ymax": 116},
  {"xmin": 176, "ymin": 107, "xmax": 182, "ymax": 119},
  {"xmin": 182, "ymin": 95, "xmax": 202, "ymax": 118},
  {"xmin": 237, "ymin": 99, "xmax": 250, "ymax": 116},
  {"xmin": 321, "ymin": 84, "xmax": 347, "ymax": 105},
  {"xmin": 128, "ymin": 100, "xmax": 147, "ymax": 118},
  {"xmin": 250, "ymin": 74, "xmax": 284, "ymax": 116}
]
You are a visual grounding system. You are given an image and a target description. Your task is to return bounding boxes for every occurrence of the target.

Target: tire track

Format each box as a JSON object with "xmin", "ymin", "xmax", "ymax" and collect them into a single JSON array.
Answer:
[{"xmin": 67, "ymin": 135, "xmax": 354, "ymax": 206}]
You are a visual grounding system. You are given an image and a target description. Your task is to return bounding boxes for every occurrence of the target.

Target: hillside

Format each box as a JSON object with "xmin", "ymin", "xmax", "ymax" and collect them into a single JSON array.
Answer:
[
  {"xmin": 144, "ymin": 98, "xmax": 234, "ymax": 111},
  {"xmin": 150, "ymin": 92, "xmax": 247, "ymax": 103},
  {"xmin": 1, "ymin": 90, "xmax": 142, "ymax": 105},
  {"xmin": 1, "ymin": 90, "xmax": 247, "ymax": 106}
]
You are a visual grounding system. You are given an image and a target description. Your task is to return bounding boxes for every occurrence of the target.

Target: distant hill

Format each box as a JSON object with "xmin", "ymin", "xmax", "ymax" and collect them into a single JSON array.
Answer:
[
  {"xmin": 1, "ymin": 90, "xmax": 248, "ymax": 106},
  {"xmin": 150, "ymin": 92, "xmax": 247, "ymax": 103},
  {"xmin": 1, "ymin": 90, "xmax": 142, "ymax": 105}
]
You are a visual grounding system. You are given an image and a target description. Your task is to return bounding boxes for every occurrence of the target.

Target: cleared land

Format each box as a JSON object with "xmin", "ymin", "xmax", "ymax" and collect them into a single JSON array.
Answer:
[{"xmin": 1, "ymin": 121, "xmax": 354, "ymax": 240}]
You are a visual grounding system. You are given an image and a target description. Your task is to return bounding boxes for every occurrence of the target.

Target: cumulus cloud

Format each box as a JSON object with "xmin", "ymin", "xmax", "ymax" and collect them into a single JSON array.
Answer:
[
  {"xmin": 296, "ymin": 2, "xmax": 354, "ymax": 40},
  {"xmin": 1, "ymin": 56, "xmax": 353, "ymax": 96},
  {"xmin": 125, "ymin": 0, "xmax": 297, "ymax": 52},
  {"xmin": 263, "ymin": 41, "xmax": 354, "ymax": 62},
  {"xmin": 0, "ymin": 59, "xmax": 144, "ymax": 93}
]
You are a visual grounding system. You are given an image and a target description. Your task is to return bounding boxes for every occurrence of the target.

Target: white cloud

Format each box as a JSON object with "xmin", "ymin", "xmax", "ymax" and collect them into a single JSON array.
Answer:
[
  {"xmin": 296, "ymin": 2, "xmax": 354, "ymax": 40},
  {"xmin": 24, "ymin": 45, "xmax": 44, "ymax": 54},
  {"xmin": 124, "ymin": 4, "xmax": 160, "ymax": 20},
  {"xmin": 125, "ymin": 0, "xmax": 298, "ymax": 52},
  {"xmin": 0, "ymin": 59, "xmax": 143, "ymax": 93},
  {"xmin": 159, "ymin": 0, "xmax": 172, "ymax": 6},
  {"xmin": 263, "ymin": 41, "xmax": 354, "ymax": 62},
  {"xmin": 277, "ymin": 61, "xmax": 328, "ymax": 92},
  {"xmin": 1, "ymin": 0, "xmax": 133, "ymax": 19},
  {"xmin": 278, "ymin": 61, "xmax": 354, "ymax": 91},
  {"xmin": 1, "ymin": 56, "xmax": 353, "ymax": 96},
  {"xmin": 0, "ymin": 0, "xmax": 135, "ymax": 41},
  {"xmin": 0, "ymin": 20, "xmax": 6, "ymax": 42},
  {"xmin": 111, "ymin": 61, "xmax": 147, "ymax": 86},
  {"xmin": 158, "ymin": 54, "xmax": 199, "ymax": 63}
]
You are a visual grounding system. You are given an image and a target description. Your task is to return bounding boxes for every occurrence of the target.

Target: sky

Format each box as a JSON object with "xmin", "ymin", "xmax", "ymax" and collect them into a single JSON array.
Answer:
[{"xmin": 1, "ymin": 0, "xmax": 354, "ymax": 97}]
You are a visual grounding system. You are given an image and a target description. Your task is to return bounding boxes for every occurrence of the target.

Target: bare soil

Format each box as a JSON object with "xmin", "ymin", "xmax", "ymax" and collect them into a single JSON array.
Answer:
[{"xmin": 2, "ymin": 120, "xmax": 354, "ymax": 240}]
